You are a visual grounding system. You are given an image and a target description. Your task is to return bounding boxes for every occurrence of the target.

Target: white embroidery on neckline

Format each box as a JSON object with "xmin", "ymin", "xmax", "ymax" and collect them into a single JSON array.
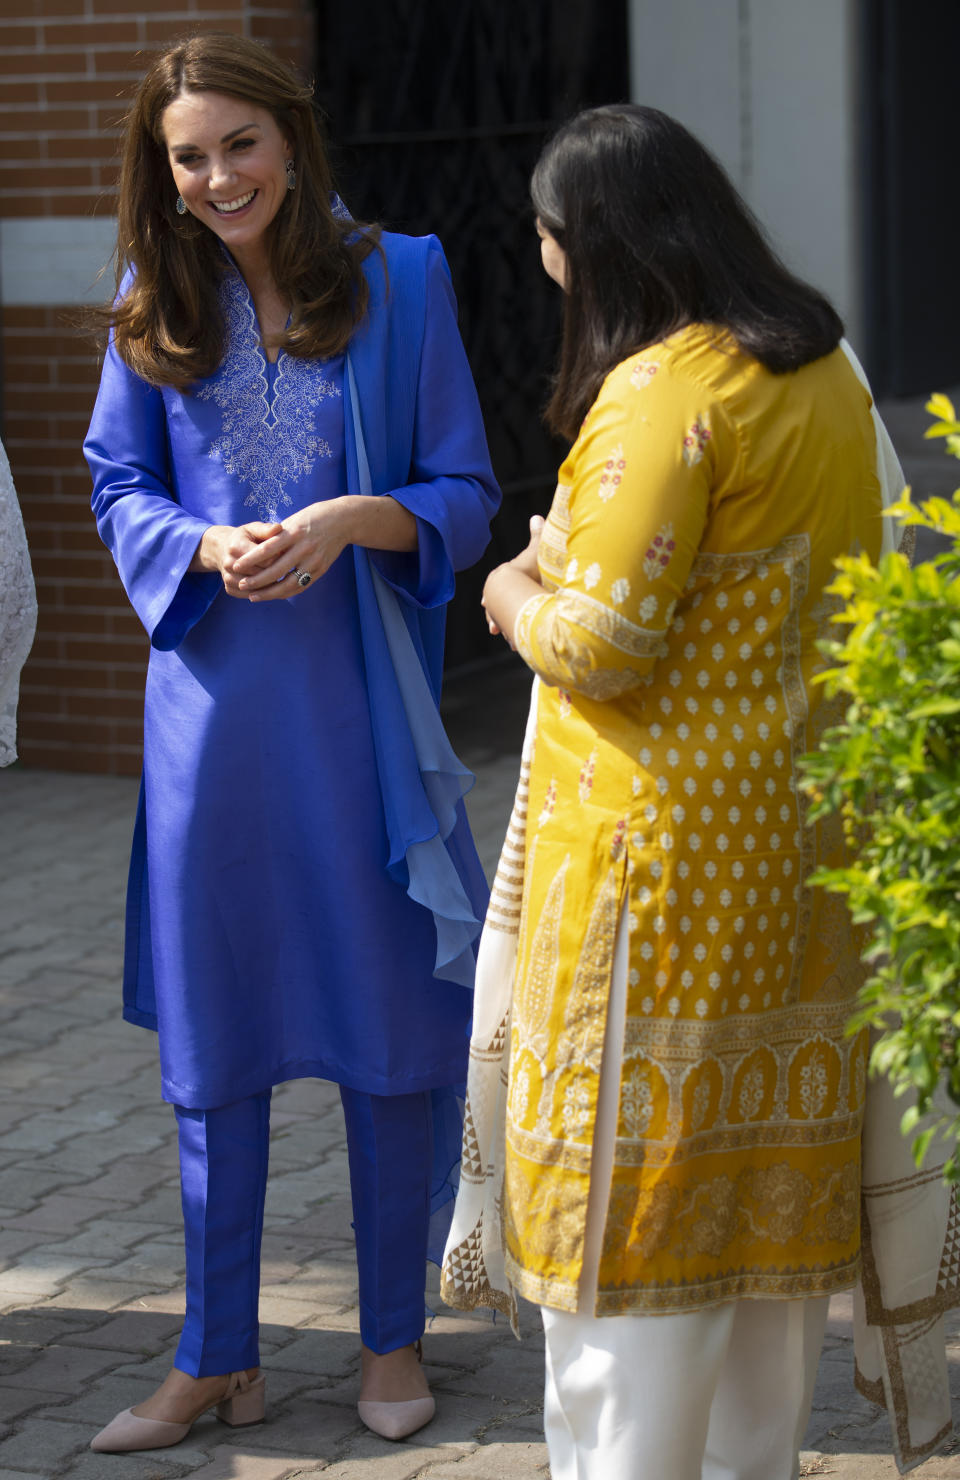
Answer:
[{"xmin": 198, "ymin": 272, "xmax": 342, "ymax": 521}]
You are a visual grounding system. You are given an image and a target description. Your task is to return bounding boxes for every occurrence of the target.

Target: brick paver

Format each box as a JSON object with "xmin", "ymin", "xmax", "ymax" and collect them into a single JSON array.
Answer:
[{"xmin": 3, "ymin": 554, "xmax": 960, "ymax": 1475}]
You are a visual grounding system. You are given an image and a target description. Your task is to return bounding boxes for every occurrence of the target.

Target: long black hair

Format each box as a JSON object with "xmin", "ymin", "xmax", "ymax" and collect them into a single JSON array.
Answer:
[{"xmin": 531, "ymin": 104, "xmax": 844, "ymax": 439}]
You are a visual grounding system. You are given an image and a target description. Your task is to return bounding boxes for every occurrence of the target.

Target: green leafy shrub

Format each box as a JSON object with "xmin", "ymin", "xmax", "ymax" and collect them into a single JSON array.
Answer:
[{"xmin": 800, "ymin": 395, "xmax": 960, "ymax": 1175}]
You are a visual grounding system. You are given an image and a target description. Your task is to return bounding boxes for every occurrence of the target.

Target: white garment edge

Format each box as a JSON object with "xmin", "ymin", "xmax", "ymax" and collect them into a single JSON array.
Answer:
[
  {"xmin": 576, "ymin": 899, "xmax": 629, "ymax": 1311},
  {"xmin": 0, "ymin": 440, "xmax": 38, "ymax": 766},
  {"xmin": 839, "ymin": 338, "xmax": 905, "ymax": 557}
]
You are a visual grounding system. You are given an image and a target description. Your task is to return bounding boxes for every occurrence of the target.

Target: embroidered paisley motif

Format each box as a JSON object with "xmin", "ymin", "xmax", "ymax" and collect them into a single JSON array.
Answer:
[
  {"xmin": 745, "ymin": 1163, "xmax": 812, "ymax": 1244},
  {"xmin": 199, "ymin": 272, "xmax": 341, "ymax": 520}
]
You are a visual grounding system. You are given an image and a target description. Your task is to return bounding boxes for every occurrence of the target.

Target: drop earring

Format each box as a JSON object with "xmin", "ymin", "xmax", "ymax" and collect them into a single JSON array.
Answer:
[
  {"xmin": 285, "ymin": 159, "xmax": 296, "ymax": 191},
  {"xmin": 176, "ymin": 194, "xmax": 187, "ymax": 215}
]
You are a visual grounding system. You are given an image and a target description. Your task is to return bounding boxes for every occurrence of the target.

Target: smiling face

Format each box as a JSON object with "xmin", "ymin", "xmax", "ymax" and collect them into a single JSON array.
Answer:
[{"xmin": 160, "ymin": 90, "xmax": 292, "ymax": 274}]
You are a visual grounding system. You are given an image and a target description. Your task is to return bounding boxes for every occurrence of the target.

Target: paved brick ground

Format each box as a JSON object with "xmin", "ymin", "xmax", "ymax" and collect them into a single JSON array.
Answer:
[
  {"xmin": 2, "ymin": 716, "xmax": 959, "ymax": 1479},
  {"xmin": 0, "ymin": 742, "xmax": 558, "ymax": 1480},
  {"xmin": 2, "ymin": 392, "xmax": 959, "ymax": 1477}
]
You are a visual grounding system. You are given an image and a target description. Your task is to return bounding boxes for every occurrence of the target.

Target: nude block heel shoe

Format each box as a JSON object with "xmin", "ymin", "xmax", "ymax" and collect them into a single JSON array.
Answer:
[
  {"xmin": 217, "ymin": 1369, "xmax": 266, "ymax": 1426},
  {"xmin": 90, "ymin": 1370, "xmax": 266, "ymax": 1453}
]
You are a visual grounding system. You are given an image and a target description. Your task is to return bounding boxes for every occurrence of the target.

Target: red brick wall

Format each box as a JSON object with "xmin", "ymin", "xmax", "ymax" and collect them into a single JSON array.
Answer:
[{"xmin": 1, "ymin": 1, "xmax": 314, "ymax": 773}]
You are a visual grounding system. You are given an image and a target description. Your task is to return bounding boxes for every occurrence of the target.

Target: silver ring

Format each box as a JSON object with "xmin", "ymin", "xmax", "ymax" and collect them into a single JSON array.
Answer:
[{"xmin": 295, "ymin": 568, "xmax": 312, "ymax": 589}]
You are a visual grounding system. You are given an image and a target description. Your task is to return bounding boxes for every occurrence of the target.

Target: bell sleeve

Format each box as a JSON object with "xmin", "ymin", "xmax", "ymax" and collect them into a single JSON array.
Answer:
[
  {"xmin": 84, "ymin": 341, "xmax": 220, "ymax": 651},
  {"xmin": 515, "ymin": 356, "xmax": 722, "ymax": 699},
  {"xmin": 371, "ymin": 239, "xmax": 500, "ymax": 607}
]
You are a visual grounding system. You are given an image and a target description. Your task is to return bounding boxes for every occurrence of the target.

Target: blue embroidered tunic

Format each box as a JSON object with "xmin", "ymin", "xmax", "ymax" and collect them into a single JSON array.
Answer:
[{"xmin": 84, "ymin": 232, "xmax": 499, "ymax": 1112}]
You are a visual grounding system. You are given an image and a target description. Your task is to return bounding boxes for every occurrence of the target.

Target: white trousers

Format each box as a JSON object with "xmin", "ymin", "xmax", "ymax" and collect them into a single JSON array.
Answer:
[
  {"xmin": 542, "ymin": 1293, "xmax": 829, "ymax": 1480},
  {"xmin": 540, "ymin": 903, "xmax": 830, "ymax": 1480}
]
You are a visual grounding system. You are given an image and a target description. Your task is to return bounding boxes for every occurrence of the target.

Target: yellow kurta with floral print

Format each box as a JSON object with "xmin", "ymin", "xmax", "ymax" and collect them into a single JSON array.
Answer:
[{"xmin": 504, "ymin": 325, "xmax": 882, "ymax": 1315}]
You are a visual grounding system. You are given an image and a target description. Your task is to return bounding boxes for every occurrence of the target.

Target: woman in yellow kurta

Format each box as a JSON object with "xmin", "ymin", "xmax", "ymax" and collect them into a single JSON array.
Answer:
[{"xmin": 449, "ymin": 105, "xmax": 882, "ymax": 1479}]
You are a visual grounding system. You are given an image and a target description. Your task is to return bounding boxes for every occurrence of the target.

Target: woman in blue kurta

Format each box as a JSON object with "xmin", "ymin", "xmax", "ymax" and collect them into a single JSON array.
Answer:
[{"xmin": 83, "ymin": 33, "xmax": 499, "ymax": 1453}]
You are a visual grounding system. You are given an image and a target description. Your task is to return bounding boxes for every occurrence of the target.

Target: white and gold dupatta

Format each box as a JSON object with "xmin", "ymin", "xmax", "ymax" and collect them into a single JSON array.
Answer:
[{"xmin": 440, "ymin": 680, "xmax": 539, "ymax": 1334}]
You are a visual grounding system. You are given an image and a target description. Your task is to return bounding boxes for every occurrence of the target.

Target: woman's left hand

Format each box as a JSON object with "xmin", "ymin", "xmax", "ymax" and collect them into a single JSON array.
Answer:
[
  {"xmin": 509, "ymin": 514, "xmax": 545, "ymax": 580},
  {"xmin": 233, "ymin": 501, "xmax": 351, "ymax": 600},
  {"xmin": 483, "ymin": 515, "xmax": 545, "ymax": 645}
]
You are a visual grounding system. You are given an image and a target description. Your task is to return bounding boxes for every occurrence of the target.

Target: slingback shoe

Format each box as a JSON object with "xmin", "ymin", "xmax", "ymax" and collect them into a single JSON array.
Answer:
[
  {"xmin": 357, "ymin": 1393, "xmax": 436, "ymax": 1441},
  {"xmin": 90, "ymin": 1369, "xmax": 266, "ymax": 1452},
  {"xmin": 357, "ymin": 1339, "xmax": 434, "ymax": 1441}
]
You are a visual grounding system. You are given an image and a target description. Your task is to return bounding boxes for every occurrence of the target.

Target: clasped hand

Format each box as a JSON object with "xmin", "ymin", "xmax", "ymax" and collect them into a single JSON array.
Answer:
[
  {"xmin": 482, "ymin": 514, "xmax": 545, "ymax": 647},
  {"xmin": 202, "ymin": 501, "xmax": 349, "ymax": 601}
]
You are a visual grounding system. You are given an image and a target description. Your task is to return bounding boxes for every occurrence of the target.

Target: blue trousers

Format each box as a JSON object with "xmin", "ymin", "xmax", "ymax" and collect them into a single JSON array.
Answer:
[{"xmin": 173, "ymin": 1085, "xmax": 433, "ymax": 1377}]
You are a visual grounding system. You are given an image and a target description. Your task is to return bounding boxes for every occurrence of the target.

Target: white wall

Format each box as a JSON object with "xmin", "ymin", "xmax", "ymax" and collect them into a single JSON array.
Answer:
[
  {"xmin": 629, "ymin": 0, "xmax": 862, "ymax": 351},
  {"xmin": 0, "ymin": 218, "xmax": 116, "ymax": 307}
]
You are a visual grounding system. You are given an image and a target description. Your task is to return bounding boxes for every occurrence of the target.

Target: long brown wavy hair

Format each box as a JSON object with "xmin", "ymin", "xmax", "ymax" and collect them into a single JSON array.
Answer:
[{"xmin": 107, "ymin": 32, "xmax": 380, "ymax": 389}]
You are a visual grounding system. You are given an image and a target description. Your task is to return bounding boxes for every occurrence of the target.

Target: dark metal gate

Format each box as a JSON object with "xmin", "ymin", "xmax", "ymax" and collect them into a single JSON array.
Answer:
[
  {"xmin": 313, "ymin": 0, "xmax": 629, "ymax": 667},
  {"xmin": 860, "ymin": 0, "xmax": 960, "ymax": 397}
]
